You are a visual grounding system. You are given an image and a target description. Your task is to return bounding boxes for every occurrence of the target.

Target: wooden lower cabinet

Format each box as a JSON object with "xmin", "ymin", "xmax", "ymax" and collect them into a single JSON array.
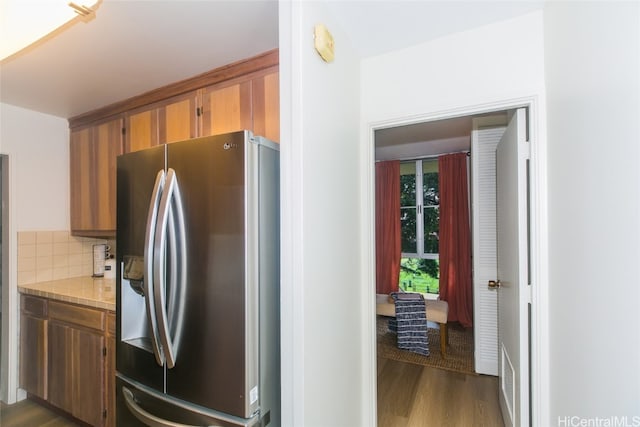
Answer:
[
  {"xmin": 105, "ymin": 314, "xmax": 116, "ymax": 427},
  {"xmin": 47, "ymin": 322, "xmax": 74, "ymax": 413},
  {"xmin": 73, "ymin": 327, "xmax": 106, "ymax": 426},
  {"xmin": 49, "ymin": 322, "xmax": 105, "ymax": 426},
  {"xmin": 20, "ymin": 295, "xmax": 115, "ymax": 426},
  {"xmin": 19, "ymin": 314, "xmax": 47, "ymax": 400}
]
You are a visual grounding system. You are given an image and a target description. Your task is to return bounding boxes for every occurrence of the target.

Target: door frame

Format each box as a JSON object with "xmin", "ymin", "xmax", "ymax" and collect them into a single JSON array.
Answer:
[{"xmin": 362, "ymin": 96, "xmax": 549, "ymax": 425}]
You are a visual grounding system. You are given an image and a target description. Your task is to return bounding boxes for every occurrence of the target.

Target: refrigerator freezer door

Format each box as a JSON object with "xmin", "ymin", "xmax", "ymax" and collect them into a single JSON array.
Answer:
[
  {"xmin": 164, "ymin": 132, "xmax": 259, "ymax": 418},
  {"xmin": 117, "ymin": 376, "xmax": 261, "ymax": 427}
]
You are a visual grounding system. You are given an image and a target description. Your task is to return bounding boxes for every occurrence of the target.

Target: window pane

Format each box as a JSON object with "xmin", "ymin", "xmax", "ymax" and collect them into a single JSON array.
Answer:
[
  {"xmin": 422, "ymin": 158, "xmax": 439, "ymax": 207},
  {"xmin": 400, "ymin": 207, "xmax": 417, "ymax": 253},
  {"xmin": 423, "ymin": 160, "xmax": 439, "ymax": 254},
  {"xmin": 399, "ymin": 258, "xmax": 439, "ymax": 294},
  {"xmin": 424, "ymin": 206, "xmax": 439, "ymax": 253},
  {"xmin": 400, "ymin": 162, "xmax": 416, "ymax": 207}
]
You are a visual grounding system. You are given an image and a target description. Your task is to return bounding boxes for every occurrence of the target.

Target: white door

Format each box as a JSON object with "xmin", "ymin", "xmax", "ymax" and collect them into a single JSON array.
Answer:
[
  {"xmin": 495, "ymin": 108, "xmax": 530, "ymax": 427},
  {"xmin": 471, "ymin": 117, "xmax": 507, "ymax": 376}
]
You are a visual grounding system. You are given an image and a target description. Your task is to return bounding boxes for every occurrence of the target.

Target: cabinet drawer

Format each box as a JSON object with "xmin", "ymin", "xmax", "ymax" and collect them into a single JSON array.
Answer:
[
  {"xmin": 49, "ymin": 301, "xmax": 105, "ymax": 332},
  {"xmin": 21, "ymin": 295, "xmax": 47, "ymax": 318}
]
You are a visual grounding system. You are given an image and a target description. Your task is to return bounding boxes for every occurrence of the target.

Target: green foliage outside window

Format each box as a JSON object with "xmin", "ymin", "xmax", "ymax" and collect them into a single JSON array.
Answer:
[
  {"xmin": 400, "ymin": 170, "xmax": 417, "ymax": 253},
  {"xmin": 399, "ymin": 160, "xmax": 440, "ymax": 295},
  {"xmin": 399, "ymin": 258, "xmax": 439, "ymax": 294}
]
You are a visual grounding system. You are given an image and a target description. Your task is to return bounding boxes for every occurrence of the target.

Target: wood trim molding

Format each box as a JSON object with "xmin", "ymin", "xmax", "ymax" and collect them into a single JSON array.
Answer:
[{"xmin": 69, "ymin": 49, "xmax": 279, "ymax": 129}]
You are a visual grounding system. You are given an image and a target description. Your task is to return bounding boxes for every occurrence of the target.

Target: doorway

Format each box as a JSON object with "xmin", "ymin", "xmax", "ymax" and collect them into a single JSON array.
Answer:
[
  {"xmin": 374, "ymin": 111, "xmax": 510, "ymax": 369},
  {"xmin": 369, "ymin": 100, "xmax": 544, "ymax": 426}
]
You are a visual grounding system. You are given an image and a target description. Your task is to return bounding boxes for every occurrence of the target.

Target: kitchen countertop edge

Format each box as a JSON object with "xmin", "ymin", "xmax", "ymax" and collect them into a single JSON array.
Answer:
[{"xmin": 19, "ymin": 276, "xmax": 116, "ymax": 312}]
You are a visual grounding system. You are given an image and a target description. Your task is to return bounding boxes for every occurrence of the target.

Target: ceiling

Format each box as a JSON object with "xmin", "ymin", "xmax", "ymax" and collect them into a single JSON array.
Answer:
[
  {"xmin": 375, "ymin": 116, "xmax": 474, "ymax": 148},
  {"xmin": 375, "ymin": 116, "xmax": 474, "ymax": 160},
  {"xmin": 0, "ymin": 0, "xmax": 543, "ymax": 129},
  {"xmin": 0, "ymin": 0, "xmax": 280, "ymax": 119},
  {"xmin": 325, "ymin": 1, "xmax": 544, "ymax": 58}
]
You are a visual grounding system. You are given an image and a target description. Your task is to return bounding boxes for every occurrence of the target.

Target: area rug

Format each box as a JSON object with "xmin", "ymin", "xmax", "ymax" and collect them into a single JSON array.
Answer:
[{"xmin": 377, "ymin": 315, "xmax": 476, "ymax": 375}]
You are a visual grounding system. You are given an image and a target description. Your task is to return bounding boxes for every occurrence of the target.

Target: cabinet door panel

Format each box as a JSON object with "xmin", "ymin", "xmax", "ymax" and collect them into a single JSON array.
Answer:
[
  {"xmin": 126, "ymin": 109, "xmax": 158, "ymax": 153},
  {"xmin": 126, "ymin": 93, "xmax": 197, "ymax": 150},
  {"xmin": 73, "ymin": 328, "xmax": 105, "ymax": 426},
  {"xmin": 94, "ymin": 120, "xmax": 123, "ymax": 232},
  {"xmin": 158, "ymin": 93, "xmax": 197, "ymax": 144},
  {"xmin": 105, "ymin": 335, "xmax": 116, "ymax": 427},
  {"xmin": 48, "ymin": 322, "xmax": 73, "ymax": 413},
  {"xmin": 70, "ymin": 117, "xmax": 122, "ymax": 235},
  {"xmin": 20, "ymin": 315, "xmax": 47, "ymax": 400},
  {"xmin": 201, "ymin": 81, "xmax": 252, "ymax": 137},
  {"xmin": 252, "ymin": 70, "xmax": 280, "ymax": 143},
  {"xmin": 70, "ymin": 128, "xmax": 93, "ymax": 231}
]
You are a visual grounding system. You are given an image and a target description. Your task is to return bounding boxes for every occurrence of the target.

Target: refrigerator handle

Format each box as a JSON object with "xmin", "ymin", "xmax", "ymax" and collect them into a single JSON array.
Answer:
[
  {"xmin": 144, "ymin": 170, "xmax": 166, "ymax": 366},
  {"xmin": 122, "ymin": 387, "xmax": 201, "ymax": 427},
  {"xmin": 166, "ymin": 168, "xmax": 187, "ymax": 365},
  {"xmin": 153, "ymin": 168, "xmax": 185, "ymax": 369}
]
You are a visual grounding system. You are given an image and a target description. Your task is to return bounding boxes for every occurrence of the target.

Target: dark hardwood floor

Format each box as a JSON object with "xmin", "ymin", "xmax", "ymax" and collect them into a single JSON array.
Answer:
[
  {"xmin": 0, "ymin": 398, "xmax": 80, "ymax": 427},
  {"xmin": 377, "ymin": 357, "xmax": 504, "ymax": 427}
]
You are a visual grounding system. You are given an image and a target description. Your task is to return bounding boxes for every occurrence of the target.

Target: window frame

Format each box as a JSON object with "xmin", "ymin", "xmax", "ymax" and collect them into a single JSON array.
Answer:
[{"xmin": 400, "ymin": 158, "xmax": 439, "ymax": 261}]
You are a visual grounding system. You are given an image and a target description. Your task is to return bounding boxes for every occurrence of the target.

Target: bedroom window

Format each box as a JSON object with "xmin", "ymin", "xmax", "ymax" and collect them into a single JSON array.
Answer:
[{"xmin": 399, "ymin": 159, "xmax": 439, "ymax": 295}]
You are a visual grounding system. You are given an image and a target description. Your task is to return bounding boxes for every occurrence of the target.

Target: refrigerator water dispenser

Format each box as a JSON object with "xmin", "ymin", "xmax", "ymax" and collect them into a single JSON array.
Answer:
[{"xmin": 120, "ymin": 256, "xmax": 151, "ymax": 353}]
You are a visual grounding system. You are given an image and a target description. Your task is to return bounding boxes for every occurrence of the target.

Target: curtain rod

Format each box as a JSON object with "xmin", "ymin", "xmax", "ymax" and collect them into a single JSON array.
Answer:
[{"xmin": 376, "ymin": 150, "xmax": 470, "ymax": 162}]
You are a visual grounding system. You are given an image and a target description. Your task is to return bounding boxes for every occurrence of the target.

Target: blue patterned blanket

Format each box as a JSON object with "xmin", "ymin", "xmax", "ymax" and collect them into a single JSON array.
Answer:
[{"xmin": 388, "ymin": 292, "xmax": 429, "ymax": 356}]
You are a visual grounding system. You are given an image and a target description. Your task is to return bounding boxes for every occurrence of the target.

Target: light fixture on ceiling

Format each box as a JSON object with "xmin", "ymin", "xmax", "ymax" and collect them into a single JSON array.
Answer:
[
  {"xmin": 68, "ymin": 2, "xmax": 95, "ymax": 17},
  {"xmin": 0, "ymin": 0, "xmax": 102, "ymax": 62}
]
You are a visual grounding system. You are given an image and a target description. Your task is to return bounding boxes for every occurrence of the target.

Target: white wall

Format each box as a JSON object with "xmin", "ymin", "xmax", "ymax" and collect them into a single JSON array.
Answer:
[
  {"xmin": 0, "ymin": 102, "xmax": 69, "ymax": 403},
  {"xmin": 361, "ymin": 11, "xmax": 546, "ymax": 124},
  {"xmin": 544, "ymin": 2, "xmax": 640, "ymax": 421},
  {"xmin": 0, "ymin": 103, "xmax": 69, "ymax": 230},
  {"xmin": 279, "ymin": 2, "xmax": 364, "ymax": 426}
]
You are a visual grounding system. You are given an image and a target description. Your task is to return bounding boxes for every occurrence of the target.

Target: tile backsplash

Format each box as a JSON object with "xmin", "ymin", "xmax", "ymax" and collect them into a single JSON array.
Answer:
[{"xmin": 17, "ymin": 231, "xmax": 115, "ymax": 285}]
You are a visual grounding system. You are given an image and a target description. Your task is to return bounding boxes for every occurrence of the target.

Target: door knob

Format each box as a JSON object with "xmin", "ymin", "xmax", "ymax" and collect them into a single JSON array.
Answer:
[{"xmin": 488, "ymin": 280, "xmax": 501, "ymax": 289}]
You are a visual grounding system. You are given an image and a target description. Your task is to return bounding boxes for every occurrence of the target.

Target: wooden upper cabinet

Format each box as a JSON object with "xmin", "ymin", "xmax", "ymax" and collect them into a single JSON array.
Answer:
[
  {"xmin": 125, "ymin": 91, "xmax": 198, "ymax": 152},
  {"xmin": 94, "ymin": 121, "xmax": 122, "ymax": 231},
  {"xmin": 200, "ymin": 80, "xmax": 252, "ymax": 137},
  {"xmin": 69, "ymin": 127, "xmax": 93, "ymax": 232},
  {"xmin": 69, "ymin": 51, "xmax": 279, "ymax": 237},
  {"xmin": 70, "ymin": 117, "xmax": 123, "ymax": 236},
  {"xmin": 252, "ymin": 69, "xmax": 280, "ymax": 143},
  {"xmin": 125, "ymin": 108, "xmax": 157, "ymax": 153},
  {"xmin": 201, "ymin": 67, "xmax": 279, "ymax": 142},
  {"xmin": 159, "ymin": 92, "xmax": 198, "ymax": 144}
]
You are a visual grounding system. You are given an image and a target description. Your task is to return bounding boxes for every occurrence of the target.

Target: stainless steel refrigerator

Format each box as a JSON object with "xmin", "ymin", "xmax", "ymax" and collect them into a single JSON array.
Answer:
[{"xmin": 115, "ymin": 131, "xmax": 279, "ymax": 427}]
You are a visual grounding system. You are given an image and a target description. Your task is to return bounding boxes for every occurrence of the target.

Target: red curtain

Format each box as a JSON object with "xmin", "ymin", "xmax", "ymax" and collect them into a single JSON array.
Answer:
[
  {"xmin": 438, "ymin": 153, "xmax": 473, "ymax": 327},
  {"xmin": 375, "ymin": 161, "xmax": 401, "ymax": 295}
]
